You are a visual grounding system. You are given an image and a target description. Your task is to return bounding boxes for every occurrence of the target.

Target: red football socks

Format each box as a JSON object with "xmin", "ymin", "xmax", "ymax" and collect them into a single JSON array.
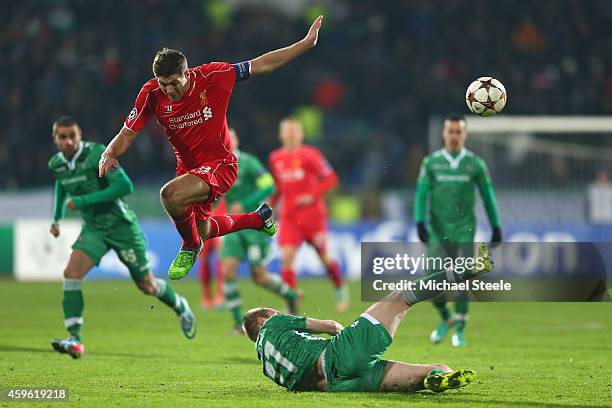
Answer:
[
  {"xmin": 326, "ymin": 261, "xmax": 343, "ymax": 288},
  {"xmin": 172, "ymin": 208, "xmax": 201, "ymax": 250},
  {"xmin": 208, "ymin": 213, "xmax": 263, "ymax": 238},
  {"xmin": 281, "ymin": 268, "xmax": 297, "ymax": 289}
]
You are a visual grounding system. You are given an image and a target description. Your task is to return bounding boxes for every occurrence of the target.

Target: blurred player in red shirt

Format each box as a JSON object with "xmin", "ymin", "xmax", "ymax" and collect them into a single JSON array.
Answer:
[
  {"xmin": 198, "ymin": 198, "xmax": 226, "ymax": 309},
  {"xmin": 268, "ymin": 117, "xmax": 349, "ymax": 312},
  {"xmin": 99, "ymin": 17, "xmax": 325, "ymax": 280}
]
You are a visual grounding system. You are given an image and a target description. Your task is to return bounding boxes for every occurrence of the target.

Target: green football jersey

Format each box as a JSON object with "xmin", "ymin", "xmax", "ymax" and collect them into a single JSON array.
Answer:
[
  {"xmin": 225, "ymin": 150, "xmax": 274, "ymax": 212},
  {"xmin": 416, "ymin": 148, "xmax": 500, "ymax": 240},
  {"xmin": 48, "ymin": 141, "xmax": 136, "ymax": 230},
  {"xmin": 256, "ymin": 314, "xmax": 328, "ymax": 391}
]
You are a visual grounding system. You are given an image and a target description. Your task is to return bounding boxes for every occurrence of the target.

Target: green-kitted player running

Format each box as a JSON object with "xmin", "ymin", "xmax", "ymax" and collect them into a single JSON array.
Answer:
[
  {"xmin": 48, "ymin": 116, "xmax": 196, "ymax": 359},
  {"xmin": 221, "ymin": 129, "xmax": 300, "ymax": 334},
  {"xmin": 243, "ymin": 243, "xmax": 495, "ymax": 393},
  {"xmin": 414, "ymin": 115, "xmax": 502, "ymax": 347}
]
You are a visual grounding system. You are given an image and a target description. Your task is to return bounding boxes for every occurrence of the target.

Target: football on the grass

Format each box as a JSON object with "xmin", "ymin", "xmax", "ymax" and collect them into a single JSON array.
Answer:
[{"xmin": 466, "ymin": 77, "xmax": 507, "ymax": 117}]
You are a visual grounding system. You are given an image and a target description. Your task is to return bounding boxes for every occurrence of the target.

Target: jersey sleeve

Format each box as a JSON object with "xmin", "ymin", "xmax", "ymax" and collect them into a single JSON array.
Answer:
[
  {"xmin": 48, "ymin": 156, "xmax": 67, "ymax": 222},
  {"xmin": 308, "ymin": 147, "xmax": 335, "ymax": 179},
  {"xmin": 196, "ymin": 62, "xmax": 241, "ymax": 92},
  {"xmin": 414, "ymin": 157, "xmax": 431, "ymax": 223},
  {"xmin": 124, "ymin": 83, "xmax": 156, "ymax": 132},
  {"xmin": 71, "ymin": 167, "xmax": 134, "ymax": 209},
  {"xmin": 242, "ymin": 156, "xmax": 276, "ymax": 209},
  {"xmin": 474, "ymin": 156, "xmax": 492, "ymax": 185},
  {"xmin": 249, "ymin": 155, "xmax": 267, "ymax": 177},
  {"xmin": 71, "ymin": 143, "xmax": 135, "ymax": 209},
  {"xmin": 52, "ymin": 180, "xmax": 68, "ymax": 223},
  {"xmin": 474, "ymin": 157, "xmax": 501, "ymax": 227},
  {"xmin": 267, "ymin": 314, "xmax": 307, "ymax": 331}
]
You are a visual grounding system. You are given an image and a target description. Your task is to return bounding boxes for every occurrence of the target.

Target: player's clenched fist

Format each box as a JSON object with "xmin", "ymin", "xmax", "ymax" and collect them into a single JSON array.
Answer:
[
  {"xmin": 328, "ymin": 320, "xmax": 344, "ymax": 335},
  {"xmin": 50, "ymin": 222, "xmax": 60, "ymax": 238},
  {"xmin": 98, "ymin": 152, "xmax": 118, "ymax": 177}
]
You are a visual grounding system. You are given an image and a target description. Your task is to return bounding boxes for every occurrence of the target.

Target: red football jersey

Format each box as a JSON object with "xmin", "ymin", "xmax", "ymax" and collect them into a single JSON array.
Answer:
[
  {"xmin": 124, "ymin": 62, "xmax": 243, "ymax": 170},
  {"xmin": 268, "ymin": 145, "xmax": 335, "ymax": 221}
]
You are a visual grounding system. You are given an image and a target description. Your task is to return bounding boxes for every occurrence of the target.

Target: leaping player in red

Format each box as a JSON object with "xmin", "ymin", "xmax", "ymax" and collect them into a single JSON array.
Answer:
[
  {"xmin": 99, "ymin": 16, "xmax": 325, "ymax": 281},
  {"xmin": 268, "ymin": 117, "xmax": 349, "ymax": 312}
]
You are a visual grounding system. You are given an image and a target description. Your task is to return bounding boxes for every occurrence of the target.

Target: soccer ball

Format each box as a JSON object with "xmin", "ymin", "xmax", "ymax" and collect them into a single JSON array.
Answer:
[{"xmin": 465, "ymin": 77, "xmax": 507, "ymax": 117}]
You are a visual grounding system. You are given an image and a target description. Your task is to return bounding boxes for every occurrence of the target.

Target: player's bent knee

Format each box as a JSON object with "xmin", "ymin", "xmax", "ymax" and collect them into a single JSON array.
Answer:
[
  {"xmin": 222, "ymin": 263, "xmax": 238, "ymax": 280},
  {"xmin": 224, "ymin": 271, "xmax": 237, "ymax": 281},
  {"xmin": 252, "ymin": 271, "xmax": 267, "ymax": 286},
  {"xmin": 64, "ymin": 266, "xmax": 85, "ymax": 280},
  {"xmin": 160, "ymin": 183, "xmax": 181, "ymax": 206}
]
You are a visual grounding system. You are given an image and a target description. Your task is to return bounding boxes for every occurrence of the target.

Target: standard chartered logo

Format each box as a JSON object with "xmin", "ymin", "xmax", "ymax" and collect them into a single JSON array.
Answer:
[{"xmin": 166, "ymin": 107, "xmax": 213, "ymax": 130}]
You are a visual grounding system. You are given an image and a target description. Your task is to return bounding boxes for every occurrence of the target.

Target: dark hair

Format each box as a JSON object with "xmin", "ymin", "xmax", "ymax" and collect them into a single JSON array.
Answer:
[
  {"xmin": 152, "ymin": 48, "xmax": 188, "ymax": 77},
  {"xmin": 243, "ymin": 307, "xmax": 272, "ymax": 342},
  {"xmin": 52, "ymin": 115, "xmax": 79, "ymax": 134},
  {"xmin": 445, "ymin": 114, "xmax": 467, "ymax": 124}
]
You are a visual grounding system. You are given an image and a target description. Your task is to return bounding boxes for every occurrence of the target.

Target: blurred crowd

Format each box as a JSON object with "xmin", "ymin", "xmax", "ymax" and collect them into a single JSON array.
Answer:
[{"xmin": 1, "ymin": 0, "xmax": 611, "ymax": 191}]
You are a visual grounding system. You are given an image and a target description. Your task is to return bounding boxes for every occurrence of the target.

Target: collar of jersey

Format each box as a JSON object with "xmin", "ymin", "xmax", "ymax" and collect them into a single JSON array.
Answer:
[
  {"xmin": 441, "ymin": 148, "xmax": 466, "ymax": 169},
  {"xmin": 59, "ymin": 142, "xmax": 84, "ymax": 171}
]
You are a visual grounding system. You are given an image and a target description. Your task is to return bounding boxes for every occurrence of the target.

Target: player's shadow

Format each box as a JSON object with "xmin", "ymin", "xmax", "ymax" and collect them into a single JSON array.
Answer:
[
  {"xmin": 0, "ymin": 344, "xmax": 55, "ymax": 354},
  {"xmin": 87, "ymin": 350, "xmax": 209, "ymax": 365},
  {"xmin": 438, "ymin": 394, "xmax": 601, "ymax": 408},
  {"xmin": 223, "ymin": 356, "xmax": 259, "ymax": 365},
  {"xmin": 339, "ymin": 391, "xmax": 601, "ymax": 408},
  {"xmin": 89, "ymin": 350, "xmax": 162, "ymax": 359}
]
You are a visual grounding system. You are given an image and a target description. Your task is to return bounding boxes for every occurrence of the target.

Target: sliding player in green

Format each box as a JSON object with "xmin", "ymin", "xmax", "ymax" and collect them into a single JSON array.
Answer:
[
  {"xmin": 221, "ymin": 129, "xmax": 300, "ymax": 335},
  {"xmin": 243, "ymin": 244, "xmax": 494, "ymax": 392},
  {"xmin": 414, "ymin": 115, "xmax": 502, "ymax": 346},
  {"xmin": 48, "ymin": 116, "xmax": 195, "ymax": 359}
]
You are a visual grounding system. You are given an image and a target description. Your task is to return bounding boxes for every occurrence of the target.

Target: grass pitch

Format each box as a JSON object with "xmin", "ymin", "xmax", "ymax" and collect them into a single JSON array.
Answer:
[{"xmin": 0, "ymin": 279, "xmax": 610, "ymax": 407}]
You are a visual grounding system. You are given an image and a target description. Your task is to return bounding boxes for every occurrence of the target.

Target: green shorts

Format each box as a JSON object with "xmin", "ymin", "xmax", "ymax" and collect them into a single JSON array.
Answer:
[
  {"xmin": 72, "ymin": 220, "xmax": 150, "ymax": 281},
  {"xmin": 322, "ymin": 314, "xmax": 392, "ymax": 392},
  {"xmin": 220, "ymin": 229, "xmax": 270, "ymax": 267}
]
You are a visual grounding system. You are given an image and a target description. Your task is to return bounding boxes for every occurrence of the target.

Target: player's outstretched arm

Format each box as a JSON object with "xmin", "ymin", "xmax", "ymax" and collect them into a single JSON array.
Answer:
[
  {"xmin": 49, "ymin": 180, "xmax": 67, "ymax": 237},
  {"xmin": 311, "ymin": 171, "xmax": 338, "ymax": 197},
  {"xmin": 99, "ymin": 126, "xmax": 138, "ymax": 177},
  {"xmin": 305, "ymin": 317, "xmax": 343, "ymax": 336},
  {"xmin": 249, "ymin": 15, "xmax": 323, "ymax": 76}
]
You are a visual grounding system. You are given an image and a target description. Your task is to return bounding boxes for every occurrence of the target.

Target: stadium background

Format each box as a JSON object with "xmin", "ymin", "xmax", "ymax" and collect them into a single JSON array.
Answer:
[{"xmin": 1, "ymin": 0, "xmax": 612, "ymax": 280}]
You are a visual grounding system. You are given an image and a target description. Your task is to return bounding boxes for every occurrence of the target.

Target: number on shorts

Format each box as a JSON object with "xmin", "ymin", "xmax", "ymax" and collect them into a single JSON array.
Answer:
[{"xmin": 119, "ymin": 249, "xmax": 137, "ymax": 265}]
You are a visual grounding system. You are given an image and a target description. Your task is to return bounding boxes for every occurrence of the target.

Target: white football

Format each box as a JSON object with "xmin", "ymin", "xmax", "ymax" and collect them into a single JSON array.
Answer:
[{"xmin": 466, "ymin": 77, "xmax": 507, "ymax": 117}]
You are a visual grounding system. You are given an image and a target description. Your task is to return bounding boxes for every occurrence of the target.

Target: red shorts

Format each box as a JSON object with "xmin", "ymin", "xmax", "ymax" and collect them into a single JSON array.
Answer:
[
  {"xmin": 278, "ymin": 217, "xmax": 328, "ymax": 252},
  {"xmin": 177, "ymin": 161, "xmax": 237, "ymax": 220}
]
